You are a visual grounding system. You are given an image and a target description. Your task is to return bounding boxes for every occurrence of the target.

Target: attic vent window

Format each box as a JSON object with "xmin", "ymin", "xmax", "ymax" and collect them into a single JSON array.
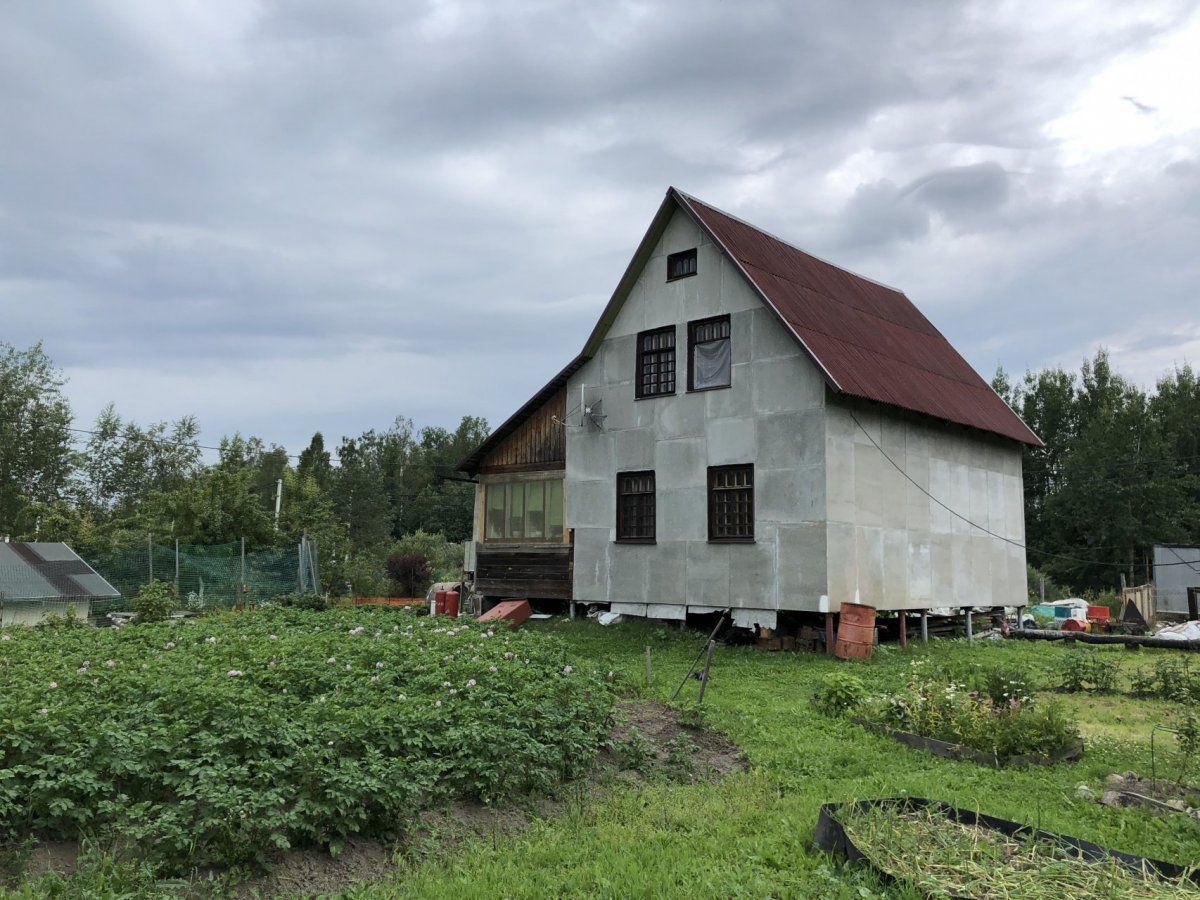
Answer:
[{"xmin": 667, "ymin": 248, "xmax": 697, "ymax": 281}]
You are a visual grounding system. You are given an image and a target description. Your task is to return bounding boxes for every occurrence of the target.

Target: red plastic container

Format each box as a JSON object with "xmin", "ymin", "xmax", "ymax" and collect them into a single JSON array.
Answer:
[
  {"xmin": 445, "ymin": 590, "xmax": 459, "ymax": 620},
  {"xmin": 1087, "ymin": 605, "xmax": 1110, "ymax": 622}
]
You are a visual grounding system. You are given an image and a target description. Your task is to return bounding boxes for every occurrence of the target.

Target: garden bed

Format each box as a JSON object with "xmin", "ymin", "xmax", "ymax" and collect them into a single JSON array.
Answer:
[
  {"xmin": 851, "ymin": 718, "xmax": 1084, "ymax": 768},
  {"xmin": 816, "ymin": 796, "xmax": 1200, "ymax": 898}
]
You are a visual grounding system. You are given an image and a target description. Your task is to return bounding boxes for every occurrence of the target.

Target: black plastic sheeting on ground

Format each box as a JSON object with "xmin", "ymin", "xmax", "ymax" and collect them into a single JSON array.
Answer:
[
  {"xmin": 815, "ymin": 796, "xmax": 1200, "ymax": 895},
  {"xmin": 1008, "ymin": 629, "xmax": 1200, "ymax": 651},
  {"xmin": 851, "ymin": 719, "xmax": 1085, "ymax": 768}
]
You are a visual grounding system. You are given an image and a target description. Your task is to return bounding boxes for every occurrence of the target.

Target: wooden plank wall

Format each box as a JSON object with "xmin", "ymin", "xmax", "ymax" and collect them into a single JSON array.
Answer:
[
  {"xmin": 475, "ymin": 544, "xmax": 572, "ymax": 600},
  {"xmin": 479, "ymin": 387, "xmax": 566, "ymax": 473}
]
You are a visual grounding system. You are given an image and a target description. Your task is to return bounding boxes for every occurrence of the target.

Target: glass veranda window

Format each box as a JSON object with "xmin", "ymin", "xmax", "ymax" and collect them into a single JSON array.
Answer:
[{"xmin": 484, "ymin": 479, "xmax": 565, "ymax": 542}]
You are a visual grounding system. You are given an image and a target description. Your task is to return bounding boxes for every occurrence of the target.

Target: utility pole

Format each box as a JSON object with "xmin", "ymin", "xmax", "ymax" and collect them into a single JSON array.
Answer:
[{"xmin": 274, "ymin": 478, "xmax": 283, "ymax": 533}]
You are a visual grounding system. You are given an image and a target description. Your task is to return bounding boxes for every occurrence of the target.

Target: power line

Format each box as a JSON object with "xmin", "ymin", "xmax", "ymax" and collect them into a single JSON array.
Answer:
[
  {"xmin": 848, "ymin": 411, "xmax": 1199, "ymax": 571},
  {"xmin": 65, "ymin": 426, "xmax": 303, "ymax": 461}
]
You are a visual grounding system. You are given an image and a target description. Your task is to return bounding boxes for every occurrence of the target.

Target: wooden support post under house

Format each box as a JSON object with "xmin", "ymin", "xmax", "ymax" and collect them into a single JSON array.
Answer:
[
  {"xmin": 645, "ymin": 646, "xmax": 652, "ymax": 686},
  {"xmin": 920, "ymin": 610, "xmax": 929, "ymax": 642},
  {"xmin": 825, "ymin": 612, "xmax": 835, "ymax": 655},
  {"xmin": 899, "ymin": 612, "xmax": 907, "ymax": 648},
  {"xmin": 965, "ymin": 608, "xmax": 973, "ymax": 639}
]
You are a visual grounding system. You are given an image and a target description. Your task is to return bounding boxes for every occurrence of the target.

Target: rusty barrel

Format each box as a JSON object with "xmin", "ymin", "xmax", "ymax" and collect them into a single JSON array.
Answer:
[
  {"xmin": 445, "ymin": 590, "xmax": 459, "ymax": 620},
  {"xmin": 836, "ymin": 602, "xmax": 876, "ymax": 660},
  {"xmin": 434, "ymin": 590, "xmax": 447, "ymax": 616}
]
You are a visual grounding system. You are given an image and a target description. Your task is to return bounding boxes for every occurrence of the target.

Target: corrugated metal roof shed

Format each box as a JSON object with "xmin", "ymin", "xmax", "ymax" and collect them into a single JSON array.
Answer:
[{"xmin": 0, "ymin": 542, "xmax": 121, "ymax": 601}]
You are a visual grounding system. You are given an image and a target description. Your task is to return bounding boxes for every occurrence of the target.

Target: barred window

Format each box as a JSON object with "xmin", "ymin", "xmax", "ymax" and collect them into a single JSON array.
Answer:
[
  {"xmin": 688, "ymin": 315, "xmax": 731, "ymax": 391},
  {"xmin": 616, "ymin": 471, "xmax": 656, "ymax": 542},
  {"xmin": 708, "ymin": 465, "xmax": 754, "ymax": 542},
  {"xmin": 667, "ymin": 248, "xmax": 697, "ymax": 280},
  {"xmin": 636, "ymin": 326, "xmax": 676, "ymax": 399}
]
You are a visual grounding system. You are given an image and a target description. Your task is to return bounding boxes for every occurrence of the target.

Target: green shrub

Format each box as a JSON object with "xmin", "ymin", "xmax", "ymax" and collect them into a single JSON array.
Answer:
[
  {"xmin": 816, "ymin": 672, "xmax": 867, "ymax": 716},
  {"xmin": 131, "ymin": 580, "xmax": 174, "ymax": 624},
  {"xmin": 267, "ymin": 592, "xmax": 330, "ymax": 611},
  {"xmin": 982, "ymin": 665, "xmax": 1035, "ymax": 707},
  {"xmin": 864, "ymin": 675, "xmax": 1079, "ymax": 758},
  {"xmin": 1057, "ymin": 651, "xmax": 1118, "ymax": 693},
  {"xmin": 613, "ymin": 727, "xmax": 657, "ymax": 773}
]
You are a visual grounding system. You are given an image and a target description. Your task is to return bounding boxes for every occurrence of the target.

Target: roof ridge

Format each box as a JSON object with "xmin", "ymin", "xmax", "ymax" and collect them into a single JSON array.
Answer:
[{"xmin": 671, "ymin": 188, "xmax": 908, "ymax": 297}]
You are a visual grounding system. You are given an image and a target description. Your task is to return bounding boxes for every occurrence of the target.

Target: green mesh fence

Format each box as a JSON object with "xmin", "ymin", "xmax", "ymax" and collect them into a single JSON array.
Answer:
[
  {"xmin": 0, "ymin": 540, "xmax": 319, "ymax": 626},
  {"xmin": 87, "ymin": 541, "xmax": 319, "ymax": 615}
]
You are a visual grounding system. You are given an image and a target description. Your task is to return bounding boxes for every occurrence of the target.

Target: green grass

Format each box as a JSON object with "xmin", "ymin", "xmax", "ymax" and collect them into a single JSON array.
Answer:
[{"xmin": 353, "ymin": 621, "xmax": 1200, "ymax": 899}]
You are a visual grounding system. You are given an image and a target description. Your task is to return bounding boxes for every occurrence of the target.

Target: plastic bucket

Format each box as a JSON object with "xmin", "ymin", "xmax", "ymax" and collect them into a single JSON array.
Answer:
[{"xmin": 836, "ymin": 602, "xmax": 876, "ymax": 660}]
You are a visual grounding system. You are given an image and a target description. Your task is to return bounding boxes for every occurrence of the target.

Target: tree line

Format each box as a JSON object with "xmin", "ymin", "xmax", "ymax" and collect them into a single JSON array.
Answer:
[
  {"xmin": 993, "ymin": 349, "xmax": 1200, "ymax": 593},
  {"xmin": 0, "ymin": 342, "xmax": 489, "ymax": 594},
  {"xmin": 4, "ymin": 340, "xmax": 1198, "ymax": 599}
]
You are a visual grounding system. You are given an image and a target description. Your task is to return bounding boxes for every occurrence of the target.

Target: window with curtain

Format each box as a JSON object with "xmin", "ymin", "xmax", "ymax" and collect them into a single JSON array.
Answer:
[{"xmin": 689, "ymin": 315, "xmax": 731, "ymax": 391}]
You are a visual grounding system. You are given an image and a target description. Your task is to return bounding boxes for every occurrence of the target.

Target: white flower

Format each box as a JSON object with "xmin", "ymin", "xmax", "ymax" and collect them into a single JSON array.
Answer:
[
  {"xmin": 489, "ymin": 666, "xmax": 498, "ymax": 674},
  {"xmin": 269, "ymin": 634, "xmax": 278, "ymax": 641},
  {"xmin": 435, "ymin": 700, "xmax": 442, "ymax": 707},
  {"xmin": 76, "ymin": 666, "xmax": 87, "ymax": 674},
  {"xmin": 228, "ymin": 670, "xmax": 243, "ymax": 677},
  {"xmin": 608, "ymin": 671, "xmax": 615, "ymax": 679},
  {"xmin": 164, "ymin": 642, "xmax": 176, "ymax": 650},
  {"xmin": 345, "ymin": 664, "xmax": 351, "ymax": 671},
  {"xmin": 449, "ymin": 688, "xmax": 457, "ymax": 695},
  {"xmin": 1, "ymin": 634, "xmax": 10, "ymax": 641},
  {"xmin": 328, "ymin": 740, "xmax": 334, "ymax": 746},
  {"xmin": 282, "ymin": 688, "xmax": 288, "ymax": 693},
  {"xmin": 105, "ymin": 660, "xmax": 115, "ymax": 669},
  {"xmin": 375, "ymin": 661, "xmax": 385, "ymax": 669},
  {"xmin": 326, "ymin": 657, "xmax": 337, "ymax": 664},
  {"xmin": 398, "ymin": 693, "xmax": 406, "ymax": 700},
  {"xmin": 466, "ymin": 679, "xmax": 476, "ymax": 687},
  {"xmin": 504, "ymin": 651, "xmax": 514, "ymax": 660},
  {"xmin": 39, "ymin": 707, "xmax": 48, "ymax": 715},
  {"xmin": 562, "ymin": 665, "xmax": 573, "ymax": 675},
  {"xmin": 48, "ymin": 681, "xmax": 58, "ymax": 689},
  {"xmin": 370, "ymin": 675, "xmax": 380, "ymax": 684},
  {"xmin": 443, "ymin": 681, "xmax": 452, "ymax": 688},
  {"xmin": 205, "ymin": 637, "xmax": 217, "ymax": 644}
]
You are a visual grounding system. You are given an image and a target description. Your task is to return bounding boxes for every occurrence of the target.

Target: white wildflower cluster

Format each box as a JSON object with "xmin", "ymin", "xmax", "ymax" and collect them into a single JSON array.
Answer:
[
  {"xmin": 348, "ymin": 626, "xmax": 365, "ymax": 635},
  {"xmin": 375, "ymin": 661, "xmax": 385, "ymax": 669},
  {"xmin": 370, "ymin": 675, "xmax": 380, "ymax": 684},
  {"xmin": 466, "ymin": 679, "xmax": 476, "ymax": 687},
  {"xmin": 48, "ymin": 681, "xmax": 58, "ymax": 689},
  {"xmin": 489, "ymin": 666, "xmax": 498, "ymax": 674},
  {"xmin": 164, "ymin": 642, "xmax": 176, "ymax": 650},
  {"xmin": 562, "ymin": 665, "xmax": 573, "ymax": 675},
  {"xmin": 442, "ymin": 681, "xmax": 452, "ymax": 688},
  {"xmin": 205, "ymin": 637, "xmax": 217, "ymax": 645},
  {"xmin": 104, "ymin": 659, "xmax": 115, "ymax": 669},
  {"xmin": 1, "ymin": 633, "xmax": 10, "ymax": 641},
  {"xmin": 269, "ymin": 634, "xmax": 278, "ymax": 641},
  {"xmin": 326, "ymin": 657, "xmax": 337, "ymax": 665},
  {"xmin": 227, "ymin": 670, "xmax": 243, "ymax": 678}
]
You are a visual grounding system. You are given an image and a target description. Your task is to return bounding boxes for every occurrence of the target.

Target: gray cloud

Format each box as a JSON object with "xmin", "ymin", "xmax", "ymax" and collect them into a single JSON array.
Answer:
[{"xmin": 2, "ymin": 0, "xmax": 1198, "ymax": 454}]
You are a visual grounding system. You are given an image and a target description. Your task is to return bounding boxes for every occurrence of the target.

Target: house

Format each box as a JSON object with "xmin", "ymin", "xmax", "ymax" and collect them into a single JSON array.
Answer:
[
  {"xmin": 1152, "ymin": 544, "xmax": 1200, "ymax": 619},
  {"xmin": 0, "ymin": 541, "xmax": 121, "ymax": 627},
  {"xmin": 459, "ymin": 187, "xmax": 1041, "ymax": 631}
]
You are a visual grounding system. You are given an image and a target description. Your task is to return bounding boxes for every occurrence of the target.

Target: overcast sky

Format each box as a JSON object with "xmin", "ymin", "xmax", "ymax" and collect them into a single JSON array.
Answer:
[{"xmin": 3, "ymin": 0, "xmax": 1198, "ymax": 461}]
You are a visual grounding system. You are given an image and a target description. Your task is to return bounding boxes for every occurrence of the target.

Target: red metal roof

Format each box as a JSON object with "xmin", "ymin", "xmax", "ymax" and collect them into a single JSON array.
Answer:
[{"xmin": 676, "ymin": 191, "xmax": 1042, "ymax": 446}]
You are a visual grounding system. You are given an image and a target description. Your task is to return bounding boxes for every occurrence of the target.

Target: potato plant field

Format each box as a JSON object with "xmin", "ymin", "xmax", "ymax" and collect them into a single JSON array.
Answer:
[{"xmin": 0, "ymin": 609, "xmax": 615, "ymax": 873}]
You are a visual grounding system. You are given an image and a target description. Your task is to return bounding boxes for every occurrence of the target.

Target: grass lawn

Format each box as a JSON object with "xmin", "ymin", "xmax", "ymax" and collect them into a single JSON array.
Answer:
[
  {"xmin": 356, "ymin": 620, "xmax": 1200, "ymax": 899},
  {"xmin": 2, "ymin": 615, "xmax": 1196, "ymax": 898}
]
